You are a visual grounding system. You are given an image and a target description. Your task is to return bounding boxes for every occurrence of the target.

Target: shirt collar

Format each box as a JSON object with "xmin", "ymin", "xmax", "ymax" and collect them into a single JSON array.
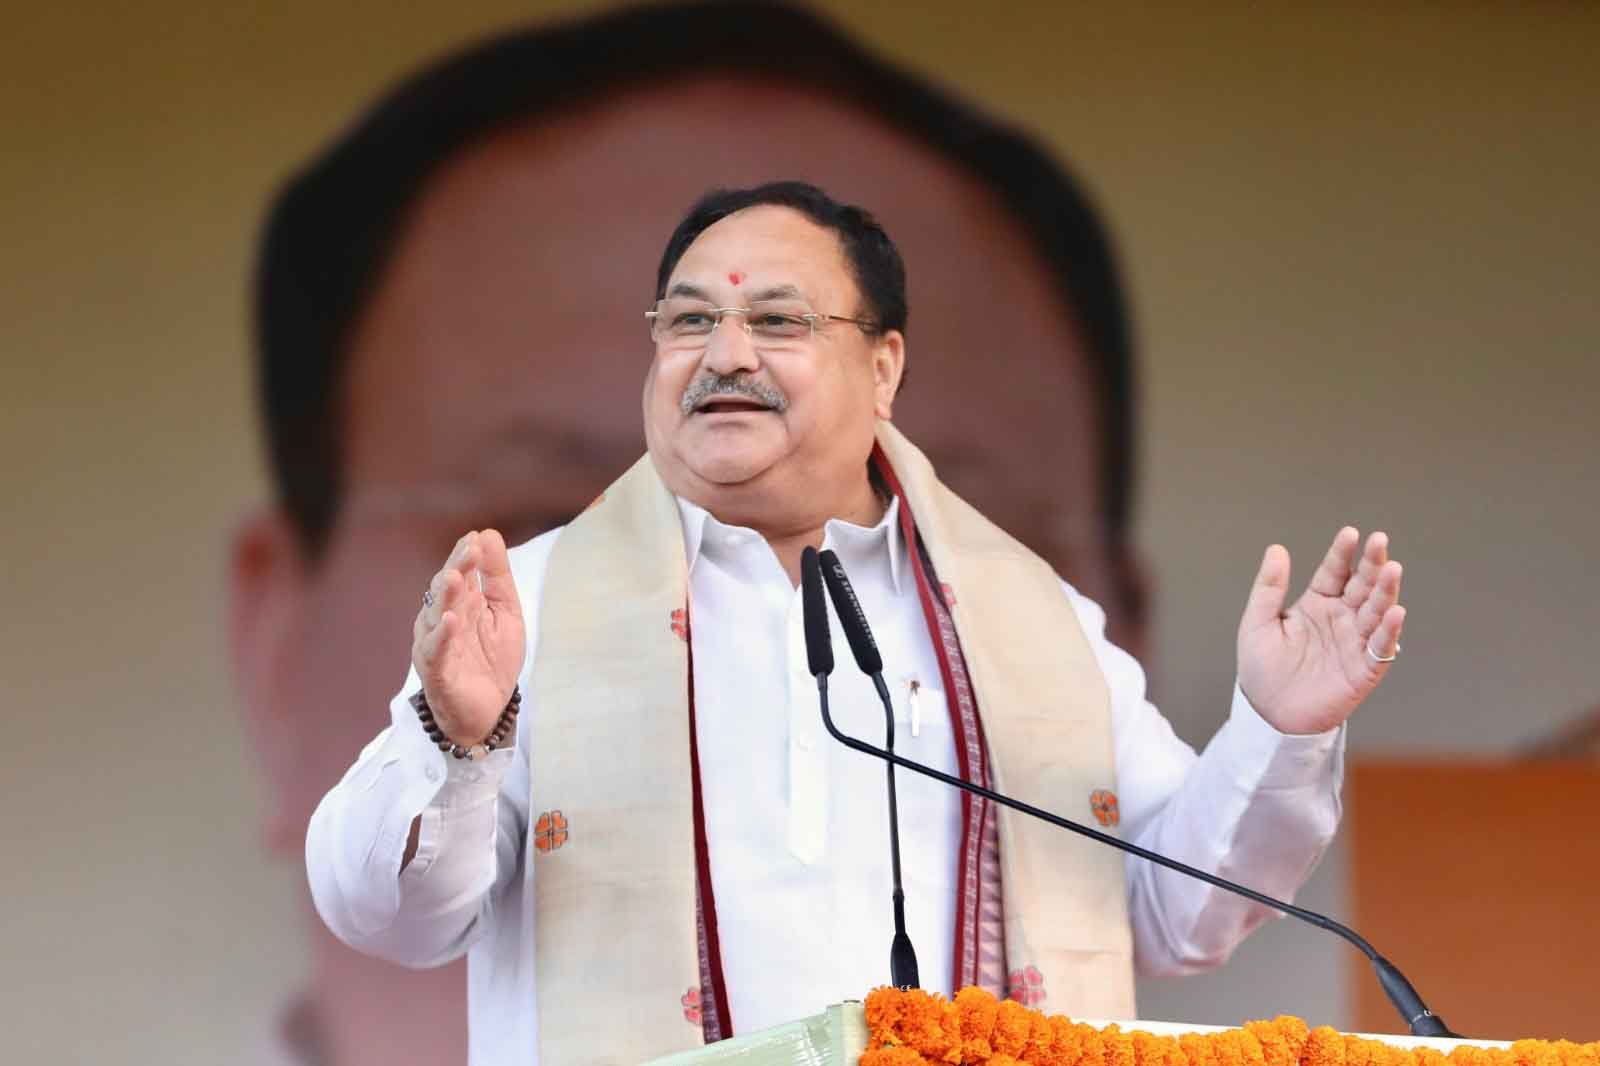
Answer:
[{"xmin": 674, "ymin": 493, "xmax": 905, "ymax": 594}]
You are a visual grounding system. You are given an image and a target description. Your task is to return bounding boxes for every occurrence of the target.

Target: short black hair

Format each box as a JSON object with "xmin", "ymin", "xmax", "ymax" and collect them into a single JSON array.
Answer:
[
  {"xmin": 256, "ymin": 0, "xmax": 1137, "ymax": 564},
  {"xmin": 656, "ymin": 181, "xmax": 907, "ymax": 335}
]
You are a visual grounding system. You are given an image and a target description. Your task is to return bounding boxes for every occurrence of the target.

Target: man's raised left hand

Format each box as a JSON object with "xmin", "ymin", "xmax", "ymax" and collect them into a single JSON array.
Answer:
[{"xmin": 1236, "ymin": 527, "xmax": 1406, "ymax": 736}]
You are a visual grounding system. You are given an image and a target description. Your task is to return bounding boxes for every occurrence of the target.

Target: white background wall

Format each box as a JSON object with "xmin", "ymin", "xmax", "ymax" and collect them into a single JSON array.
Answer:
[{"xmin": 2, "ymin": 3, "xmax": 1595, "ymax": 1060}]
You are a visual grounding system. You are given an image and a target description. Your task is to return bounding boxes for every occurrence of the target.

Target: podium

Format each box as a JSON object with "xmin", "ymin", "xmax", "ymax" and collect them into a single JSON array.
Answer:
[
  {"xmin": 645, "ymin": 1003, "xmax": 868, "ymax": 1064},
  {"xmin": 642, "ymin": 999, "xmax": 1517, "ymax": 1065}
]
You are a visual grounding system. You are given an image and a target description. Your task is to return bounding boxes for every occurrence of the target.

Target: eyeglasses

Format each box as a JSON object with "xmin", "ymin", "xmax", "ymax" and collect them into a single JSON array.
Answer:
[{"xmin": 645, "ymin": 298, "xmax": 879, "ymax": 351}]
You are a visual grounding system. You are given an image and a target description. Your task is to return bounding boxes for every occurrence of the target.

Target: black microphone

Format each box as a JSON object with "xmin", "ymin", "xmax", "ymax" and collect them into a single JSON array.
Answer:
[
  {"xmin": 798, "ymin": 554, "xmax": 1456, "ymax": 1038},
  {"xmin": 806, "ymin": 548, "xmax": 919, "ymax": 990},
  {"xmin": 801, "ymin": 547, "xmax": 834, "ymax": 679},
  {"xmin": 818, "ymin": 549, "xmax": 883, "ymax": 675}
]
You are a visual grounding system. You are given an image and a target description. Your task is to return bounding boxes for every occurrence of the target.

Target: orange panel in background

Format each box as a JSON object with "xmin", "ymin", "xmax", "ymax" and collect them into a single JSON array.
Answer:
[{"xmin": 1349, "ymin": 762, "xmax": 1600, "ymax": 1041}]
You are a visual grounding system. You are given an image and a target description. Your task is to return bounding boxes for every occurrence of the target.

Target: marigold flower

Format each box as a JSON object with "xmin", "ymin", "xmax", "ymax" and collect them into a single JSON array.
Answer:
[
  {"xmin": 957, "ymin": 985, "xmax": 1001, "ymax": 1063},
  {"xmin": 994, "ymin": 998, "xmax": 1034, "ymax": 1057},
  {"xmin": 855, "ymin": 986, "xmax": 1599, "ymax": 1066},
  {"xmin": 1342, "ymin": 1033, "xmax": 1376, "ymax": 1066},
  {"xmin": 1105, "ymin": 1025, "xmax": 1139, "ymax": 1066},
  {"xmin": 1246, "ymin": 1019, "xmax": 1294, "ymax": 1066},
  {"xmin": 1183, "ymin": 1031, "xmax": 1222, "ymax": 1066},
  {"xmin": 1079, "ymin": 1021, "xmax": 1109, "ymax": 1066},
  {"xmin": 863, "ymin": 1048, "xmax": 933, "ymax": 1066},
  {"xmin": 1304, "ymin": 1026, "xmax": 1346, "ymax": 1066}
]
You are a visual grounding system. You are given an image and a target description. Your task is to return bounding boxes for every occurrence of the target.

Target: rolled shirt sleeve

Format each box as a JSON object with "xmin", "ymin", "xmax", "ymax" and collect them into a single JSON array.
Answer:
[
  {"xmin": 1060, "ymin": 581, "xmax": 1345, "ymax": 976},
  {"xmin": 304, "ymin": 673, "xmax": 526, "ymax": 968},
  {"xmin": 304, "ymin": 533, "xmax": 559, "ymax": 972}
]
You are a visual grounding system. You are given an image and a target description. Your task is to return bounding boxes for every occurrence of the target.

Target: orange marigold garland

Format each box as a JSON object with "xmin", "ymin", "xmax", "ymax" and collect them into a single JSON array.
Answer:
[{"xmin": 862, "ymin": 987, "xmax": 1600, "ymax": 1066}]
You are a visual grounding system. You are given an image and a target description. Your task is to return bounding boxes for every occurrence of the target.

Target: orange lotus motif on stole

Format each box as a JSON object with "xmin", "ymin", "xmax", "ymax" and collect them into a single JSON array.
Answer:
[
  {"xmin": 534, "ymin": 810, "xmax": 568, "ymax": 853},
  {"xmin": 1088, "ymin": 790, "xmax": 1119, "ymax": 828}
]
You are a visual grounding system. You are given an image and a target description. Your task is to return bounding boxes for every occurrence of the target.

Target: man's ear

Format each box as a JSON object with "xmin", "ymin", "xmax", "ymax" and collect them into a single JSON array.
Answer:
[
  {"xmin": 872, "ymin": 330, "xmax": 907, "ymax": 420},
  {"xmin": 228, "ymin": 507, "xmax": 309, "ymax": 856}
]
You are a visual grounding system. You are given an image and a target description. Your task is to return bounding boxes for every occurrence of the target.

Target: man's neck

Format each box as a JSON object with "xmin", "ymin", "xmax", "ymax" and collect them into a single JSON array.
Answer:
[{"xmin": 697, "ymin": 471, "xmax": 886, "ymax": 587}]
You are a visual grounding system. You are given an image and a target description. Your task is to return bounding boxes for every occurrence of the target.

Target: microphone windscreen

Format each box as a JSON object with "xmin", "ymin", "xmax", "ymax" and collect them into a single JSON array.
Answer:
[
  {"xmin": 801, "ymin": 546, "xmax": 834, "ymax": 677},
  {"xmin": 819, "ymin": 549, "xmax": 884, "ymax": 675}
]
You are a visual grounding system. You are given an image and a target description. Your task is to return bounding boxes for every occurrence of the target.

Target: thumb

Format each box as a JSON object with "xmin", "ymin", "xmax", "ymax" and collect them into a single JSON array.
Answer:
[
  {"xmin": 1241, "ymin": 544, "xmax": 1291, "ymax": 635},
  {"xmin": 477, "ymin": 529, "xmax": 520, "ymax": 610}
]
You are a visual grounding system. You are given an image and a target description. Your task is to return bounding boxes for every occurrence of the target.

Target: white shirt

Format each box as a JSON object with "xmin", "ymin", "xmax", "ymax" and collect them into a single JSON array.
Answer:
[{"xmin": 306, "ymin": 499, "xmax": 1344, "ymax": 1066}]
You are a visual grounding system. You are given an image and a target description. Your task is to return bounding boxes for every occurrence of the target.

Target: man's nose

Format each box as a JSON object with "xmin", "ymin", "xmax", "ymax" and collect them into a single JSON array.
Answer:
[{"xmin": 701, "ymin": 315, "xmax": 762, "ymax": 375}]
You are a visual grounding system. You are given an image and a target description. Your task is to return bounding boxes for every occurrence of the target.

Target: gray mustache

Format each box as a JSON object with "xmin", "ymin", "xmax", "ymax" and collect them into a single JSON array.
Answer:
[{"xmin": 679, "ymin": 374, "xmax": 790, "ymax": 415}]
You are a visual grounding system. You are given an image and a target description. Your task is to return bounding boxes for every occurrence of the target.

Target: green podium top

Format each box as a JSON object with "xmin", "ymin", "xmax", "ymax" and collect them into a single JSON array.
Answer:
[{"xmin": 644, "ymin": 1002, "xmax": 868, "ymax": 1065}]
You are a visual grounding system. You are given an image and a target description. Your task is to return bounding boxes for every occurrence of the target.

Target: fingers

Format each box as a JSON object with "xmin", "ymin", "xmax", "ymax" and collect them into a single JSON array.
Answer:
[
  {"xmin": 1341, "ymin": 531, "xmax": 1391, "ymax": 608},
  {"xmin": 422, "ymin": 566, "xmax": 463, "ymax": 627},
  {"xmin": 477, "ymin": 529, "xmax": 521, "ymax": 612},
  {"xmin": 449, "ymin": 531, "xmax": 482, "ymax": 586},
  {"xmin": 415, "ymin": 607, "xmax": 458, "ymax": 670},
  {"xmin": 1306, "ymin": 526, "xmax": 1360, "ymax": 597},
  {"xmin": 1241, "ymin": 543, "xmax": 1292, "ymax": 632},
  {"xmin": 1366, "ymin": 603, "xmax": 1406, "ymax": 665},
  {"xmin": 1355, "ymin": 559, "xmax": 1403, "ymax": 639},
  {"xmin": 415, "ymin": 531, "xmax": 486, "ymax": 638},
  {"xmin": 411, "ymin": 527, "xmax": 517, "ymax": 659}
]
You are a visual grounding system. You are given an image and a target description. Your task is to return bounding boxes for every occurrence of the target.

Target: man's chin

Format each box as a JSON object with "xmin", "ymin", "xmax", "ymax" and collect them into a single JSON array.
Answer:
[
  {"xmin": 670, "ymin": 428, "xmax": 787, "ymax": 487},
  {"xmin": 684, "ymin": 454, "xmax": 777, "ymax": 488},
  {"xmin": 675, "ymin": 439, "xmax": 798, "ymax": 491}
]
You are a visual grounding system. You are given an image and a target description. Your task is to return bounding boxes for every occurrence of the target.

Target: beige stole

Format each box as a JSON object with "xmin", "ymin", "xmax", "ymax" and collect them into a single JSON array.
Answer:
[{"xmin": 530, "ymin": 422, "xmax": 1133, "ymax": 1064}]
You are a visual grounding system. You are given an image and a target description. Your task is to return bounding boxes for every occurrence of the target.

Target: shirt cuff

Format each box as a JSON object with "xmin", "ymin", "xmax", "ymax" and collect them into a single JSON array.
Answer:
[
  {"xmin": 437, "ymin": 744, "xmax": 517, "ymax": 799},
  {"xmin": 400, "ymin": 724, "xmax": 516, "ymax": 878},
  {"xmin": 387, "ymin": 693, "xmax": 520, "ymax": 802},
  {"xmin": 1216, "ymin": 682, "xmax": 1345, "ymax": 791}
]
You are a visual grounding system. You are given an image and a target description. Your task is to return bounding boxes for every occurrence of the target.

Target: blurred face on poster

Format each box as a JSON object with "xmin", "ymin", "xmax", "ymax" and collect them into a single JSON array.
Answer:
[{"xmin": 230, "ymin": 74, "xmax": 1140, "ymax": 1064}]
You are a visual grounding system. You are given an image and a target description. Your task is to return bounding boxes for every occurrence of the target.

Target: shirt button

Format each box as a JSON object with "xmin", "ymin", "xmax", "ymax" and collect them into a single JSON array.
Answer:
[
  {"xmin": 426, "ymin": 764, "xmax": 441, "ymax": 783},
  {"xmin": 797, "ymin": 734, "xmax": 816, "ymax": 752}
]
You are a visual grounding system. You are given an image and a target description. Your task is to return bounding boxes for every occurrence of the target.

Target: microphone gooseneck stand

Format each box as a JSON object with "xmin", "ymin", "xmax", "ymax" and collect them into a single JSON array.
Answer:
[
  {"xmin": 800, "ymin": 548, "xmax": 1457, "ymax": 1038},
  {"xmin": 801, "ymin": 547, "xmax": 920, "ymax": 990},
  {"xmin": 816, "ymin": 549, "xmax": 920, "ymax": 990}
]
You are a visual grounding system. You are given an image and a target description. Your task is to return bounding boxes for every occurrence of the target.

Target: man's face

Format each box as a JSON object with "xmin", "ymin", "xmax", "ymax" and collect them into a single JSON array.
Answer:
[
  {"xmin": 230, "ymin": 73, "xmax": 1136, "ymax": 1064},
  {"xmin": 643, "ymin": 205, "xmax": 901, "ymax": 518}
]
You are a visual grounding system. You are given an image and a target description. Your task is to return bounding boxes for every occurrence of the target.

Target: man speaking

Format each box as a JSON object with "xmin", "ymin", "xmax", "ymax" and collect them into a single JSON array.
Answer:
[{"xmin": 306, "ymin": 183, "xmax": 1406, "ymax": 1064}]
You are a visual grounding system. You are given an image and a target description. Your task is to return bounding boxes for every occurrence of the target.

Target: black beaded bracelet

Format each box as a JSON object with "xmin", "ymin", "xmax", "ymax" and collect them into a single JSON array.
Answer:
[{"xmin": 410, "ymin": 685, "xmax": 521, "ymax": 760}]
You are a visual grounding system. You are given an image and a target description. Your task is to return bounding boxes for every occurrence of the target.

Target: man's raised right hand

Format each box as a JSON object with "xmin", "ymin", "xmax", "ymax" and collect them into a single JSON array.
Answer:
[{"xmin": 411, "ymin": 530, "xmax": 526, "ymax": 746}]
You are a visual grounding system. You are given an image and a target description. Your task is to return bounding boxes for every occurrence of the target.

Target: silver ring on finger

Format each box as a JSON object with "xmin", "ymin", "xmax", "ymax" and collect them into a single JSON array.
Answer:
[
  {"xmin": 422, "ymin": 588, "xmax": 435, "ymax": 609},
  {"xmin": 1366, "ymin": 640, "xmax": 1399, "ymax": 664}
]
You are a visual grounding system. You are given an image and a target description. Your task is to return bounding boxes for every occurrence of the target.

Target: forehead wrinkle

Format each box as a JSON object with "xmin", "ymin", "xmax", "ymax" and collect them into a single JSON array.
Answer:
[
  {"xmin": 746, "ymin": 283, "xmax": 806, "ymax": 303},
  {"xmin": 668, "ymin": 275, "xmax": 814, "ymax": 308},
  {"xmin": 667, "ymin": 281, "xmax": 713, "ymax": 301}
]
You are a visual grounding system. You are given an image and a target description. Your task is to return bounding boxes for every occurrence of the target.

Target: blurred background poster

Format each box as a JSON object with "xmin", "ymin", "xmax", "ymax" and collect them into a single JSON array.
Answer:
[{"xmin": 2, "ymin": 2, "xmax": 1596, "ymax": 1063}]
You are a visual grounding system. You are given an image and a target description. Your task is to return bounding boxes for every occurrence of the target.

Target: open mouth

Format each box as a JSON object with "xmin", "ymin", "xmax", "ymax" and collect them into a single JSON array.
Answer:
[{"xmin": 696, "ymin": 399, "xmax": 772, "ymax": 414}]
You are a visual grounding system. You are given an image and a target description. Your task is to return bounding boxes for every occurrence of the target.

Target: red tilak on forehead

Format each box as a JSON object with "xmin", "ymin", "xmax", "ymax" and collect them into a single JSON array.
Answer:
[{"xmin": 728, "ymin": 271, "xmax": 744, "ymax": 286}]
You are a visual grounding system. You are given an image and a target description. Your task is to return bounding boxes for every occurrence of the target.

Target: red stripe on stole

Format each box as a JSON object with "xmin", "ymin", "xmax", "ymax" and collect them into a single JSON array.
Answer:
[
  {"xmin": 871, "ymin": 445, "xmax": 995, "ymax": 994},
  {"xmin": 686, "ymin": 616, "xmax": 733, "ymax": 1041}
]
